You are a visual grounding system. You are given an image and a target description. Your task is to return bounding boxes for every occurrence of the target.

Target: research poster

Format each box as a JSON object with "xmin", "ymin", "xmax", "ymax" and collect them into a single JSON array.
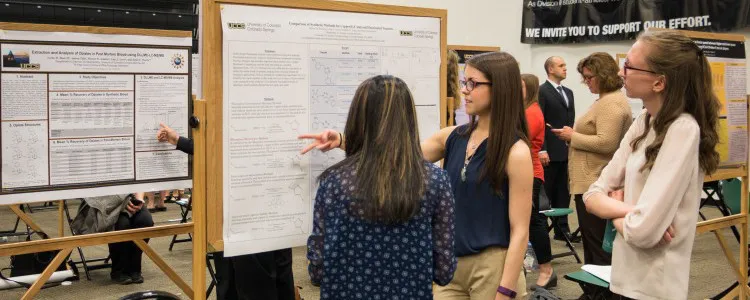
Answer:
[
  {"xmin": 693, "ymin": 36, "xmax": 747, "ymax": 166},
  {"xmin": 221, "ymin": 4, "xmax": 442, "ymax": 256},
  {"xmin": 0, "ymin": 30, "xmax": 192, "ymax": 204}
]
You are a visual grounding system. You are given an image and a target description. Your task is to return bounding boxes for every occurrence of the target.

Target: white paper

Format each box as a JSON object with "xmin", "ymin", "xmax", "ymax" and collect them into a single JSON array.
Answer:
[
  {"xmin": 221, "ymin": 4, "xmax": 441, "ymax": 256},
  {"xmin": 135, "ymin": 75, "xmax": 189, "ymax": 151},
  {"xmin": 192, "ymin": 54, "xmax": 202, "ymax": 98},
  {"xmin": 2, "ymin": 121, "xmax": 49, "ymax": 188},
  {"xmin": 581, "ymin": 264, "xmax": 612, "ymax": 283},
  {"xmin": 1, "ymin": 73, "xmax": 47, "ymax": 120},
  {"xmin": 136, "ymin": 151, "xmax": 189, "ymax": 180},
  {"xmin": 0, "ymin": 31, "xmax": 192, "ymax": 204},
  {"xmin": 49, "ymin": 137, "xmax": 135, "ymax": 185},
  {"xmin": 1, "ymin": 44, "xmax": 189, "ymax": 74}
]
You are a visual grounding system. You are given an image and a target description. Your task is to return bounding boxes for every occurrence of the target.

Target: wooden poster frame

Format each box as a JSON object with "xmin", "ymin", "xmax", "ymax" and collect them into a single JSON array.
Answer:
[
  {"xmin": 0, "ymin": 23, "xmax": 199, "ymax": 299},
  {"xmin": 446, "ymin": 45, "xmax": 500, "ymax": 126},
  {"xmin": 199, "ymin": 0, "xmax": 448, "ymax": 254},
  {"xmin": 673, "ymin": 29, "xmax": 749, "ymax": 300}
]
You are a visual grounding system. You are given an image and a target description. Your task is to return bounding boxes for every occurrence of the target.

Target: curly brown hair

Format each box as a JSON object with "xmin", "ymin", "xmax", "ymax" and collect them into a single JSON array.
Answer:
[
  {"xmin": 629, "ymin": 30, "xmax": 720, "ymax": 175},
  {"xmin": 577, "ymin": 52, "xmax": 623, "ymax": 94}
]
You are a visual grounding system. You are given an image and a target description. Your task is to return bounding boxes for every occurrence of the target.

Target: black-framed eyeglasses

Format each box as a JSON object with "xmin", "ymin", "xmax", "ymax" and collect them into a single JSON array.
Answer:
[
  {"xmin": 582, "ymin": 74, "xmax": 595, "ymax": 82},
  {"xmin": 623, "ymin": 60, "xmax": 659, "ymax": 76},
  {"xmin": 460, "ymin": 78, "xmax": 492, "ymax": 92}
]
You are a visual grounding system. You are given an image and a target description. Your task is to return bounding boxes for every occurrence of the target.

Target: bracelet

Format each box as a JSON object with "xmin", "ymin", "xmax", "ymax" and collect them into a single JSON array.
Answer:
[
  {"xmin": 496, "ymin": 286, "xmax": 516, "ymax": 299},
  {"xmin": 337, "ymin": 132, "xmax": 344, "ymax": 148}
]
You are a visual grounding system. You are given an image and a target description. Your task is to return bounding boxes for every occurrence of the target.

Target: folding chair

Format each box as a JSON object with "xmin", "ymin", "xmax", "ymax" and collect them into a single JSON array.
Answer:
[
  {"xmin": 544, "ymin": 208, "xmax": 582, "ymax": 263},
  {"xmin": 63, "ymin": 199, "xmax": 111, "ymax": 280},
  {"xmin": 168, "ymin": 196, "xmax": 193, "ymax": 251},
  {"xmin": 564, "ymin": 270, "xmax": 610, "ymax": 300},
  {"xmin": 700, "ymin": 181, "xmax": 740, "ymax": 241},
  {"xmin": 206, "ymin": 253, "xmax": 218, "ymax": 298}
]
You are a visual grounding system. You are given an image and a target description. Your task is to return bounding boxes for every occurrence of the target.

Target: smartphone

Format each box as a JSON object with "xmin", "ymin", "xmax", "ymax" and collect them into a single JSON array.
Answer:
[{"xmin": 130, "ymin": 198, "xmax": 144, "ymax": 205}]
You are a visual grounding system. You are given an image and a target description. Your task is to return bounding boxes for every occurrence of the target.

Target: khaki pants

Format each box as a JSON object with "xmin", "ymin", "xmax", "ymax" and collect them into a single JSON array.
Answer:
[{"xmin": 434, "ymin": 247, "xmax": 527, "ymax": 300}]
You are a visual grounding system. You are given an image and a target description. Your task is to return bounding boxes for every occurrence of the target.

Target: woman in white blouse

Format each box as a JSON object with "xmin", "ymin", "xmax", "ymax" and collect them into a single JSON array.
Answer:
[{"xmin": 582, "ymin": 30, "xmax": 720, "ymax": 300}]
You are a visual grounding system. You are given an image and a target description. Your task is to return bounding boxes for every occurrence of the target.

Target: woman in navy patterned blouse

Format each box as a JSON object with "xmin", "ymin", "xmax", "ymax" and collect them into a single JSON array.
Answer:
[{"xmin": 306, "ymin": 75, "xmax": 457, "ymax": 300}]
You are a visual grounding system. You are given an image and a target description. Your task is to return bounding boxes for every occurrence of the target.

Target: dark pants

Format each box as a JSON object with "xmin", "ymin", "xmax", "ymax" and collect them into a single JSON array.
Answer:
[
  {"xmin": 611, "ymin": 294, "xmax": 634, "ymax": 300},
  {"xmin": 108, "ymin": 209, "xmax": 154, "ymax": 276},
  {"xmin": 544, "ymin": 161, "xmax": 571, "ymax": 236},
  {"xmin": 529, "ymin": 178, "xmax": 552, "ymax": 264},
  {"xmin": 214, "ymin": 248, "xmax": 295, "ymax": 300},
  {"xmin": 574, "ymin": 194, "xmax": 612, "ymax": 265}
]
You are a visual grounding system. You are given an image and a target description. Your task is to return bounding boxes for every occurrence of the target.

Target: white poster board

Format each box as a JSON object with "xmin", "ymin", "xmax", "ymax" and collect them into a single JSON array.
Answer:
[
  {"xmin": 220, "ymin": 4, "xmax": 441, "ymax": 256},
  {"xmin": 0, "ymin": 30, "xmax": 192, "ymax": 204}
]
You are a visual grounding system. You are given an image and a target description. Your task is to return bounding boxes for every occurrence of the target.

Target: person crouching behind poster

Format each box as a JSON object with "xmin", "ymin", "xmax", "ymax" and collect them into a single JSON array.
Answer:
[{"xmin": 156, "ymin": 123, "xmax": 296, "ymax": 300}]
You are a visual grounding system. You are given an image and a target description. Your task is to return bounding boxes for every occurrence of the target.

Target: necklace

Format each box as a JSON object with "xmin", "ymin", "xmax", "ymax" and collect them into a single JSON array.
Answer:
[{"xmin": 461, "ymin": 137, "xmax": 483, "ymax": 182}]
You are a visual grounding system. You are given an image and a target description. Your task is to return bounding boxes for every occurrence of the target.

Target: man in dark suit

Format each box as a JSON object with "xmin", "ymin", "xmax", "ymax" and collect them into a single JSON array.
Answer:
[{"xmin": 538, "ymin": 56, "xmax": 578, "ymax": 242}]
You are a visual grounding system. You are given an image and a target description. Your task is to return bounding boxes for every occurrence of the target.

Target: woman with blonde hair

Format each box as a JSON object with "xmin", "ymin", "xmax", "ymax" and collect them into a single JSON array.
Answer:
[{"xmin": 583, "ymin": 30, "xmax": 720, "ymax": 299}]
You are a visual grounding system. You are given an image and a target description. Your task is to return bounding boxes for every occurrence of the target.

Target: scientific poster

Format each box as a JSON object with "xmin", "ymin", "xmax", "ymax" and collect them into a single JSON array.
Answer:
[
  {"xmin": 0, "ymin": 30, "xmax": 192, "ymax": 204},
  {"xmin": 221, "ymin": 4, "xmax": 441, "ymax": 256},
  {"xmin": 693, "ymin": 36, "xmax": 747, "ymax": 165}
]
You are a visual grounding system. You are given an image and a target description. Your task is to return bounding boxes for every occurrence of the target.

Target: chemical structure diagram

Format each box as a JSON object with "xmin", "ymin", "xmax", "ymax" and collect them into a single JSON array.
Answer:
[
  {"xmin": 289, "ymin": 155, "xmax": 305, "ymax": 173},
  {"xmin": 288, "ymin": 182, "xmax": 305, "ymax": 202},
  {"xmin": 293, "ymin": 217, "xmax": 305, "ymax": 234},
  {"xmin": 310, "ymin": 88, "xmax": 338, "ymax": 107},
  {"xmin": 286, "ymin": 119, "xmax": 301, "ymax": 134},
  {"xmin": 312, "ymin": 59, "xmax": 335, "ymax": 85},
  {"xmin": 311, "ymin": 116, "xmax": 344, "ymax": 131}
]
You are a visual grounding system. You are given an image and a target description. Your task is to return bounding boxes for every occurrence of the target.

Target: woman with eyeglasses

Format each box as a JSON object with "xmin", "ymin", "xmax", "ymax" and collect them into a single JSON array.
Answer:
[
  {"xmin": 548, "ymin": 53, "xmax": 632, "ymax": 273},
  {"xmin": 301, "ymin": 51, "xmax": 532, "ymax": 300},
  {"xmin": 583, "ymin": 31, "xmax": 720, "ymax": 299}
]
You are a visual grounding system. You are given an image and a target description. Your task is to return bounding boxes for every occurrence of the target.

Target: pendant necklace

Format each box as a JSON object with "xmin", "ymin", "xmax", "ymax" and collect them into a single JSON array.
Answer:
[{"xmin": 461, "ymin": 139, "xmax": 480, "ymax": 182}]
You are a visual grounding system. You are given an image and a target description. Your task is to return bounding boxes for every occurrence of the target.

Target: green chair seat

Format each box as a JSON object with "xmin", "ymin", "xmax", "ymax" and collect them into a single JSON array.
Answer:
[{"xmin": 564, "ymin": 270, "xmax": 609, "ymax": 289}]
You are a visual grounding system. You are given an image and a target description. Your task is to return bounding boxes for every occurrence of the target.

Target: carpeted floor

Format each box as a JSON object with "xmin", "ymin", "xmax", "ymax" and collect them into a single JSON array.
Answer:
[{"xmin": 0, "ymin": 199, "xmax": 742, "ymax": 299}]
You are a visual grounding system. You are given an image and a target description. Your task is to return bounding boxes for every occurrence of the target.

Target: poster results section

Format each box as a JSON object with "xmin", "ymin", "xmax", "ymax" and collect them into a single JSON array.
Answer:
[
  {"xmin": 221, "ymin": 4, "xmax": 441, "ymax": 256},
  {"xmin": 0, "ymin": 38, "xmax": 191, "ymax": 204},
  {"xmin": 693, "ymin": 37, "xmax": 748, "ymax": 165}
]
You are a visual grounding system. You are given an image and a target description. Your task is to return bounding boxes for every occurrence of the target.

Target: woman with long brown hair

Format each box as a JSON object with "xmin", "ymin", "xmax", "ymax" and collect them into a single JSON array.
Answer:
[
  {"xmin": 306, "ymin": 75, "xmax": 457, "ymax": 300},
  {"xmin": 302, "ymin": 51, "xmax": 532, "ymax": 300},
  {"xmin": 583, "ymin": 30, "xmax": 720, "ymax": 299},
  {"xmin": 522, "ymin": 73, "xmax": 557, "ymax": 290}
]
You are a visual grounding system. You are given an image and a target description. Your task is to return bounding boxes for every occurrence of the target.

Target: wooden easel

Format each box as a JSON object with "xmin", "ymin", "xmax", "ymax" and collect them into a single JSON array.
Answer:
[
  {"xmin": 0, "ymin": 22, "xmax": 197, "ymax": 299},
  {"xmin": 192, "ymin": 1, "xmax": 448, "ymax": 299}
]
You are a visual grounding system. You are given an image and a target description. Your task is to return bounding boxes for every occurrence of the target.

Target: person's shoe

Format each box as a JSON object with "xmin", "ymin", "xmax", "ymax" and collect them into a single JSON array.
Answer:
[
  {"xmin": 111, "ymin": 272, "xmax": 133, "ymax": 285},
  {"xmin": 129, "ymin": 273, "xmax": 144, "ymax": 284},
  {"xmin": 147, "ymin": 207, "xmax": 158, "ymax": 213},
  {"xmin": 553, "ymin": 233, "xmax": 581, "ymax": 243},
  {"xmin": 529, "ymin": 271, "xmax": 557, "ymax": 290},
  {"xmin": 156, "ymin": 206, "xmax": 167, "ymax": 212}
]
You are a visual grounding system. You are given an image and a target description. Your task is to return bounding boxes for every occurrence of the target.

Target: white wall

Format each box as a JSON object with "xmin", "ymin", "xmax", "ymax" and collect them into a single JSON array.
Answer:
[
  {"xmin": 350, "ymin": 0, "xmax": 532, "ymax": 69},
  {"xmin": 348, "ymin": 0, "xmax": 750, "ymax": 118}
]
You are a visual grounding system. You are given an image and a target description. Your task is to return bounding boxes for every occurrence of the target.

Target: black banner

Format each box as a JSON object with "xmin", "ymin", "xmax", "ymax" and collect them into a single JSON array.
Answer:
[{"xmin": 522, "ymin": 0, "xmax": 750, "ymax": 44}]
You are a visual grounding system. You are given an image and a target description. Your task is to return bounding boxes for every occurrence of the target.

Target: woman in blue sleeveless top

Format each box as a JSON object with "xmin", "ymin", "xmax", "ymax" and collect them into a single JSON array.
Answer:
[{"xmin": 302, "ymin": 52, "xmax": 533, "ymax": 300}]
